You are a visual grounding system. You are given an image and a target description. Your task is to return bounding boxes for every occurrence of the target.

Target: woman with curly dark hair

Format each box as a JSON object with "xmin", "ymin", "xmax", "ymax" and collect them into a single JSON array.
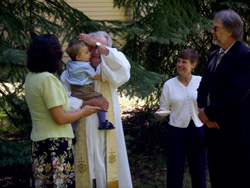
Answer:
[{"xmin": 25, "ymin": 34, "xmax": 100, "ymax": 187}]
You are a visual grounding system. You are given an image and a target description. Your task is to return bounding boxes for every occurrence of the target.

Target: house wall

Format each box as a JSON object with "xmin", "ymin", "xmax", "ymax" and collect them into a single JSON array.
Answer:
[{"xmin": 65, "ymin": 0, "xmax": 127, "ymax": 20}]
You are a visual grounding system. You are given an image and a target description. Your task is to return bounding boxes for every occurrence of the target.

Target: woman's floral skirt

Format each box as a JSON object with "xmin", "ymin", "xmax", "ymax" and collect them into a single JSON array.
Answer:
[{"xmin": 30, "ymin": 138, "xmax": 75, "ymax": 188}]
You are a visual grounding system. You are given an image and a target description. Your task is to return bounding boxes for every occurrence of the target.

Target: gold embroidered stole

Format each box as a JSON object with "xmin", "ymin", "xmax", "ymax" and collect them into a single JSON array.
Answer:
[
  {"xmin": 100, "ymin": 81, "xmax": 119, "ymax": 188},
  {"xmin": 74, "ymin": 80, "xmax": 119, "ymax": 188},
  {"xmin": 75, "ymin": 117, "xmax": 91, "ymax": 188}
]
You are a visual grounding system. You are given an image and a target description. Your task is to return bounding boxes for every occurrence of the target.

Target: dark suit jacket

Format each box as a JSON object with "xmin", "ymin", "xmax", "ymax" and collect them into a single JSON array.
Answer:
[{"xmin": 197, "ymin": 41, "xmax": 250, "ymax": 148}]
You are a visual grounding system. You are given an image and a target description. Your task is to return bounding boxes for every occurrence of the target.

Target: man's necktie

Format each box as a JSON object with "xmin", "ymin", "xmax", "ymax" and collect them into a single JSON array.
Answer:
[
  {"xmin": 208, "ymin": 51, "xmax": 225, "ymax": 105},
  {"xmin": 215, "ymin": 51, "xmax": 224, "ymax": 70}
]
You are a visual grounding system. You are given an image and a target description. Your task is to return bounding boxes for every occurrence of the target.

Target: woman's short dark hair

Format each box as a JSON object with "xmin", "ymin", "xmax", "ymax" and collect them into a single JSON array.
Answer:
[
  {"xmin": 178, "ymin": 49, "xmax": 199, "ymax": 64},
  {"xmin": 27, "ymin": 34, "xmax": 63, "ymax": 73}
]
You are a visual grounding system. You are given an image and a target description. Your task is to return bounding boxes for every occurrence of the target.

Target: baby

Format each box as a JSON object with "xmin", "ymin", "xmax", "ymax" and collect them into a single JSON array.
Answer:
[{"xmin": 65, "ymin": 40, "xmax": 114, "ymax": 130}]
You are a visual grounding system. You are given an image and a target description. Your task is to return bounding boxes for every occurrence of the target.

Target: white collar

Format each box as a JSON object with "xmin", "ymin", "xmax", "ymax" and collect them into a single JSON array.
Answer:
[{"xmin": 219, "ymin": 41, "xmax": 236, "ymax": 54}]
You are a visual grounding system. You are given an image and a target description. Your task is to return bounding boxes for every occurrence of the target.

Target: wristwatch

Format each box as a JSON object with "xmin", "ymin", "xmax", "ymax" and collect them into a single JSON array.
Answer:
[{"xmin": 95, "ymin": 42, "xmax": 101, "ymax": 49}]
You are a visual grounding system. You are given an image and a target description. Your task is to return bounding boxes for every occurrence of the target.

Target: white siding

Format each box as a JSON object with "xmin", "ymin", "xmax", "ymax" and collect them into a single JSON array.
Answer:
[{"xmin": 65, "ymin": 0, "xmax": 127, "ymax": 20}]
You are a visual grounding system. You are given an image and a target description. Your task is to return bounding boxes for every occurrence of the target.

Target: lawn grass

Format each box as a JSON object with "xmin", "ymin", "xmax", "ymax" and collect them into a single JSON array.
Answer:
[{"xmin": 129, "ymin": 153, "xmax": 211, "ymax": 188}]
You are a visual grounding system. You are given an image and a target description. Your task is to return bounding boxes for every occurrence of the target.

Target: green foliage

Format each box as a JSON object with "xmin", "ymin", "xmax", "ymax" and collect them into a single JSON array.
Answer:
[
  {"xmin": 119, "ymin": 59, "xmax": 164, "ymax": 99},
  {"xmin": 0, "ymin": 49, "xmax": 31, "ymax": 136},
  {"xmin": 124, "ymin": 135, "xmax": 134, "ymax": 154},
  {"xmin": 0, "ymin": 139, "xmax": 30, "ymax": 167},
  {"xmin": 122, "ymin": 106, "xmax": 168, "ymax": 157},
  {"xmin": 0, "ymin": 0, "xmax": 100, "ymax": 48}
]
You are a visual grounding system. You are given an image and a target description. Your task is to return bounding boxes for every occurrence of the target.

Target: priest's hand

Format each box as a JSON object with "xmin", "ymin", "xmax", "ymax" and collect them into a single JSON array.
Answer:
[{"xmin": 82, "ymin": 97, "xmax": 109, "ymax": 111}]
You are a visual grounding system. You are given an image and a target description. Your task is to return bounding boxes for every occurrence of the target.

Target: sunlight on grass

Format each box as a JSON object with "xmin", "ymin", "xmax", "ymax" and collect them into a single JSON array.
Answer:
[{"xmin": 118, "ymin": 94, "xmax": 145, "ymax": 111}]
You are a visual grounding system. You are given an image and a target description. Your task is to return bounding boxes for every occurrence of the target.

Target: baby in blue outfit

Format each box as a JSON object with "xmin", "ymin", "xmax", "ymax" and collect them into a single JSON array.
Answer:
[{"xmin": 65, "ymin": 40, "xmax": 114, "ymax": 130}]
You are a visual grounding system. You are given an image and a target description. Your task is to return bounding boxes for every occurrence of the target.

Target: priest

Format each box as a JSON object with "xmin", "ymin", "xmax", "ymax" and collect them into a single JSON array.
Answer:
[{"xmin": 60, "ymin": 31, "xmax": 133, "ymax": 188}]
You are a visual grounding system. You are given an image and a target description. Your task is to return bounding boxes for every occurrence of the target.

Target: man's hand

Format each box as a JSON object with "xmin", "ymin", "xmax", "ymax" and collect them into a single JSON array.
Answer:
[
  {"xmin": 198, "ymin": 108, "xmax": 220, "ymax": 129},
  {"xmin": 82, "ymin": 97, "xmax": 109, "ymax": 111},
  {"xmin": 78, "ymin": 33, "xmax": 96, "ymax": 47},
  {"xmin": 205, "ymin": 120, "xmax": 220, "ymax": 129}
]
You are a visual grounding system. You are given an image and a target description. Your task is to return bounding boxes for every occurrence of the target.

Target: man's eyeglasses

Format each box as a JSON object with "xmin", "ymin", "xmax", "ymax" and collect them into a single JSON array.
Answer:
[{"xmin": 211, "ymin": 26, "xmax": 223, "ymax": 32}]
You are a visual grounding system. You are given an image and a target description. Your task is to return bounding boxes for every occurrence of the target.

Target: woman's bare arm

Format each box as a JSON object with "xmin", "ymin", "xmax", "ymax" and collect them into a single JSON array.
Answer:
[{"xmin": 49, "ymin": 105, "xmax": 100, "ymax": 125}]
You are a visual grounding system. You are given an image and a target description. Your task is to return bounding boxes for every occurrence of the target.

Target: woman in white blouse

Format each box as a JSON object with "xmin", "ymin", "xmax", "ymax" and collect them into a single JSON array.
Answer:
[{"xmin": 154, "ymin": 49, "xmax": 206, "ymax": 188}]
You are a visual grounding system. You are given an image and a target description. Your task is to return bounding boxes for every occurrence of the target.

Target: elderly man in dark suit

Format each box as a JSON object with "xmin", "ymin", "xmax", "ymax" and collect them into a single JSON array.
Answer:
[{"xmin": 197, "ymin": 10, "xmax": 250, "ymax": 188}]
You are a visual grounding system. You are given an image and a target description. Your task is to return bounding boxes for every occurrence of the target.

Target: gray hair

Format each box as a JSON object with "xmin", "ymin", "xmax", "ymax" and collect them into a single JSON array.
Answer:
[
  {"xmin": 89, "ymin": 31, "xmax": 113, "ymax": 47},
  {"xmin": 214, "ymin": 10, "xmax": 243, "ymax": 40}
]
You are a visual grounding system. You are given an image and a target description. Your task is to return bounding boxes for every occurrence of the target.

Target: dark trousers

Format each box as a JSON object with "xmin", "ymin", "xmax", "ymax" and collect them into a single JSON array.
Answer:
[
  {"xmin": 166, "ymin": 121, "xmax": 207, "ymax": 188},
  {"xmin": 207, "ymin": 145, "xmax": 250, "ymax": 188}
]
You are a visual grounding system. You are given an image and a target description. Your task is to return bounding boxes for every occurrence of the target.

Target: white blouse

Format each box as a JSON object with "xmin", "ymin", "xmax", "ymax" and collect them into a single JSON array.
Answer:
[{"xmin": 160, "ymin": 75, "xmax": 203, "ymax": 128}]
